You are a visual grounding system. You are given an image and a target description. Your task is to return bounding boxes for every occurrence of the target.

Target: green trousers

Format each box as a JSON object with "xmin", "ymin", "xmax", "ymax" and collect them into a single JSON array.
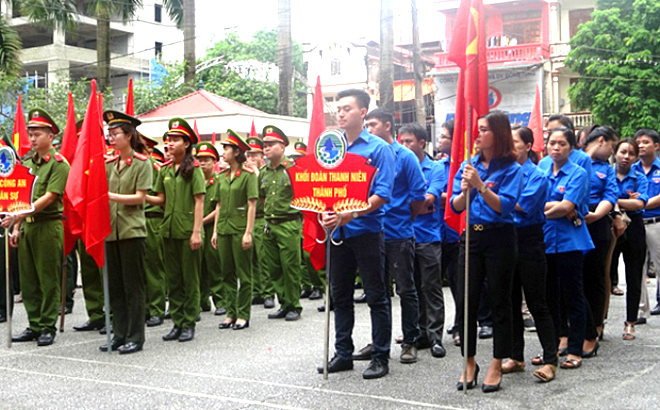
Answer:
[
  {"xmin": 263, "ymin": 219, "xmax": 302, "ymax": 312},
  {"xmin": 65, "ymin": 249, "xmax": 76, "ymax": 311},
  {"xmin": 144, "ymin": 217, "xmax": 166, "ymax": 318},
  {"xmin": 78, "ymin": 240, "xmax": 105, "ymax": 322},
  {"xmin": 217, "ymin": 233, "xmax": 252, "ymax": 319},
  {"xmin": 106, "ymin": 238, "xmax": 146, "ymax": 344},
  {"xmin": 163, "ymin": 238, "xmax": 201, "ymax": 328},
  {"xmin": 19, "ymin": 220, "xmax": 63, "ymax": 334},
  {"xmin": 300, "ymin": 248, "xmax": 326, "ymax": 291},
  {"xmin": 201, "ymin": 224, "xmax": 221, "ymax": 310},
  {"xmin": 252, "ymin": 218, "xmax": 274, "ymax": 299}
]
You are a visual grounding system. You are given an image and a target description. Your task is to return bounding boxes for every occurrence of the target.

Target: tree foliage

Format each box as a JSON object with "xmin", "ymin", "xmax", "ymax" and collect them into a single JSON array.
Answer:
[
  {"xmin": 0, "ymin": 16, "xmax": 22, "ymax": 77},
  {"xmin": 566, "ymin": 0, "xmax": 660, "ymax": 136}
]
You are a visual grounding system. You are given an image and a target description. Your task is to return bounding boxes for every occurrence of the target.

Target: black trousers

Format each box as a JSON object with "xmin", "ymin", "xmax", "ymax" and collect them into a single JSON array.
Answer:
[
  {"xmin": 414, "ymin": 242, "xmax": 444, "ymax": 344},
  {"xmin": 511, "ymin": 224, "xmax": 558, "ymax": 366},
  {"xmin": 611, "ymin": 214, "xmax": 646, "ymax": 323},
  {"xmin": 584, "ymin": 216, "xmax": 611, "ymax": 340},
  {"xmin": 457, "ymin": 225, "xmax": 516, "ymax": 358}
]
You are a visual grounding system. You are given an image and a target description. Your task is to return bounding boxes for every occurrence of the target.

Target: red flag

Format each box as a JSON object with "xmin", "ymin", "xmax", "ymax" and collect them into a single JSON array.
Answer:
[
  {"xmin": 193, "ymin": 120, "xmax": 199, "ymax": 140},
  {"xmin": 211, "ymin": 132, "xmax": 216, "ymax": 145},
  {"xmin": 302, "ymin": 76, "xmax": 327, "ymax": 270},
  {"xmin": 250, "ymin": 119, "xmax": 257, "ymax": 137},
  {"xmin": 61, "ymin": 92, "xmax": 80, "ymax": 254},
  {"xmin": 126, "ymin": 78, "xmax": 134, "ymax": 116},
  {"xmin": 65, "ymin": 80, "xmax": 111, "ymax": 266},
  {"xmin": 12, "ymin": 95, "xmax": 29, "ymax": 157},
  {"xmin": 444, "ymin": 0, "xmax": 489, "ymax": 233},
  {"xmin": 529, "ymin": 84, "xmax": 543, "ymax": 153}
]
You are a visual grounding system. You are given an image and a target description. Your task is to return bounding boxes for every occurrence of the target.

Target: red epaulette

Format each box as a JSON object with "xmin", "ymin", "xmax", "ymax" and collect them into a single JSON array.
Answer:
[
  {"xmin": 242, "ymin": 164, "xmax": 254, "ymax": 173},
  {"xmin": 134, "ymin": 152, "xmax": 148, "ymax": 161},
  {"xmin": 105, "ymin": 154, "xmax": 118, "ymax": 163},
  {"xmin": 162, "ymin": 159, "xmax": 173, "ymax": 168},
  {"xmin": 194, "ymin": 161, "xmax": 201, "ymax": 167},
  {"xmin": 54, "ymin": 153, "xmax": 65, "ymax": 162},
  {"xmin": 153, "ymin": 162, "xmax": 162, "ymax": 171}
]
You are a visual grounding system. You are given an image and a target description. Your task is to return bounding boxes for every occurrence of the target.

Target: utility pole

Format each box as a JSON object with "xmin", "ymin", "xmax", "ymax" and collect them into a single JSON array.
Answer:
[
  {"xmin": 379, "ymin": 0, "xmax": 394, "ymax": 113},
  {"xmin": 412, "ymin": 0, "xmax": 426, "ymax": 127},
  {"xmin": 278, "ymin": 0, "xmax": 293, "ymax": 116},
  {"xmin": 183, "ymin": 0, "xmax": 196, "ymax": 86}
]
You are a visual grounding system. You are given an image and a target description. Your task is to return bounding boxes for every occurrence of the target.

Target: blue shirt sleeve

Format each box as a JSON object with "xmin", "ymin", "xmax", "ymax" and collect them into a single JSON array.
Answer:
[
  {"xmin": 449, "ymin": 161, "xmax": 467, "ymax": 214},
  {"xmin": 370, "ymin": 142, "xmax": 395, "ymax": 201},
  {"xmin": 603, "ymin": 166, "xmax": 618, "ymax": 206},
  {"xmin": 407, "ymin": 154, "xmax": 427, "ymax": 202},
  {"xmin": 427, "ymin": 161, "xmax": 445, "ymax": 199},
  {"xmin": 497, "ymin": 162, "xmax": 524, "ymax": 216},
  {"xmin": 564, "ymin": 167, "xmax": 587, "ymax": 208},
  {"xmin": 518, "ymin": 169, "xmax": 548, "ymax": 215},
  {"xmin": 636, "ymin": 171, "xmax": 649, "ymax": 205}
]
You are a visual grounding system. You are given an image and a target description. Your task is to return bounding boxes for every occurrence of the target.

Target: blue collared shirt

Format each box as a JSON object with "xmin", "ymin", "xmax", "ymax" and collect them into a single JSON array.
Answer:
[
  {"xmin": 539, "ymin": 149, "xmax": 592, "ymax": 216},
  {"xmin": 414, "ymin": 155, "xmax": 445, "ymax": 243},
  {"xmin": 332, "ymin": 129, "xmax": 395, "ymax": 240},
  {"xmin": 589, "ymin": 159, "xmax": 618, "ymax": 208},
  {"xmin": 440, "ymin": 157, "xmax": 460, "ymax": 243},
  {"xmin": 542, "ymin": 160, "xmax": 594, "ymax": 254},
  {"xmin": 450, "ymin": 154, "xmax": 523, "ymax": 225},
  {"xmin": 382, "ymin": 141, "xmax": 427, "ymax": 240},
  {"xmin": 513, "ymin": 158, "xmax": 548, "ymax": 228},
  {"xmin": 615, "ymin": 165, "xmax": 648, "ymax": 217},
  {"xmin": 632, "ymin": 157, "xmax": 660, "ymax": 218}
]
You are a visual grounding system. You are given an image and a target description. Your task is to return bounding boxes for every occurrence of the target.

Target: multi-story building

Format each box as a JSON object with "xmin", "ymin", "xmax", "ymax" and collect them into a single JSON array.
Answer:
[
  {"xmin": 432, "ymin": 0, "xmax": 595, "ymax": 137},
  {"xmin": 1, "ymin": 0, "xmax": 183, "ymax": 103}
]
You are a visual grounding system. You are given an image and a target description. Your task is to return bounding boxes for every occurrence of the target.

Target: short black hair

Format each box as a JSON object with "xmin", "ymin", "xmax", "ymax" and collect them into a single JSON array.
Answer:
[
  {"xmin": 398, "ymin": 123, "xmax": 428, "ymax": 146},
  {"xmin": 585, "ymin": 126, "xmax": 617, "ymax": 146},
  {"xmin": 441, "ymin": 119, "xmax": 454, "ymax": 139},
  {"xmin": 634, "ymin": 129, "xmax": 660, "ymax": 144},
  {"xmin": 337, "ymin": 89, "xmax": 370, "ymax": 110},
  {"xmin": 549, "ymin": 126, "xmax": 577, "ymax": 148},
  {"xmin": 365, "ymin": 109, "xmax": 394, "ymax": 129},
  {"xmin": 547, "ymin": 114, "xmax": 575, "ymax": 132}
]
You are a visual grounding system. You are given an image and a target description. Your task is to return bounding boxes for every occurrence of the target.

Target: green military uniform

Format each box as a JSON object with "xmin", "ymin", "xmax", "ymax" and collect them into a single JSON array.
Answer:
[
  {"xmin": 105, "ymin": 144, "xmax": 152, "ymax": 346},
  {"xmin": 260, "ymin": 126, "xmax": 302, "ymax": 314},
  {"xmin": 77, "ymin": 239, "xmax": 105, "ymax": 322},
  {"xmin": 144, "ymin": 158, "xmax": 167, "ymax": 320}
]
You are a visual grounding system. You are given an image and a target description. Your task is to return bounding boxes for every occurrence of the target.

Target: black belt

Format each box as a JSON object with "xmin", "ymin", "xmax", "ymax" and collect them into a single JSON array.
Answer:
[
  {"xmin": 267, "ymin": 214, "xmax": 300, "ymax": 225},
  {"xmin": 644, "ymin": 216, "xmax": 660, "ymax": 225},
  {"xmin": 471, "ymin": 223, "xmax": 510, "ymax": 232},
  {"xmin": 24, "ymin": 214, "xmax": 63, "ymax": 224},
  {"xmin": 145, "ymin": 212, "xmax": 163, "ymax": 219}
]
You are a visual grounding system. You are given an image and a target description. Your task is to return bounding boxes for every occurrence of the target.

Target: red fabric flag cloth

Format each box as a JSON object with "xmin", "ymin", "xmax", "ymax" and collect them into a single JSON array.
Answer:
[
  {"xmin": 211, "ymin": 131, "xmax": 216, "ymax": 145},
  {"xmin": 65, "ymin": 80, "xmax": 111, "ymax": 266},
  {"xmin": 529, "ymin": 84, "xmax": 544, "ymax": 153},
  {"xmin": 126, "ymin": 78, "xmax": 134, "ymax": 116},
  {"xmin": 302, "ymin": 75, "xmax": 327, "ymax": 270},
  {"xmin": 444, "ymin": 0, "xmax": 489, "ymax": 233},
  {"xmin": 250, "ymin": 119, "xmax": 257, "ymax": 137},
  {"xmin": 12, "ymin": 95, "xmax": 29, "ymax": 158},
  {"xmin": 61, "ymin": 92, "xmax": 80, "ymax": 254},
  {"xmin": 193, "ymin": 120, "xmax": 199, "ymax": 140}
]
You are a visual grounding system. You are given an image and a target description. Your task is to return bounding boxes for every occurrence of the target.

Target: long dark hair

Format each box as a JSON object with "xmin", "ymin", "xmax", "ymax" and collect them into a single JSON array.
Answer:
[
  {"xmin": 480, "ymin": 111, "xmax": 517, "ymax": 162},
  {"xmin": 549, "ymin": 126, "xmax": 577, "ymax": 148},
  {"xmin": 511, "ymin": 125, "xmax": 538, "ymax": 164},
  {"xmin": 180, "ymin": 141, "xmax": 196, "ymax": 180},
  {"xmin": 233, "ymin": 146, "xmax": 247, "ymax": 164},
  {"xmin": 616, "ymin": 138, "xmax": 639, "ymax": 157},
  {"xmin": 118, "ymin": 123, "xmax": 146, "ymax": 154}
]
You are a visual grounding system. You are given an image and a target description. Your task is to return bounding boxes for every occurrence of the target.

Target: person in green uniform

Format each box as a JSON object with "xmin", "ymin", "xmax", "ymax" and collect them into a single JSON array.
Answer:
[
  {"xmin": 10, "ymin": 109, "xmax": 70, "ymax": 346},
  {"xmin": 213, "ymin": 130, "xmax": 258, "ymax": 330},
  {"xmin": 141, "ymin": 137, "xmax": 167, "ymax": 327},
  {"xmin": 72, "ymin": 242, "xmax": 106, "ymax": 330},
  {"xmin": 101, "ymin": 110, "xmax": 152, "ymax": 354},
  {"xmin": 260, "ymin": 126, "xmax": 303, "ymax": 321},
  {"xmin": 147, "ymin": 118, "xmax": 205, "ymax": 342},
  {"xmin": 196, "ymin": 142, "xmax": 224, "ymax": 314},
  {"xmin": 246, "ymin": 137, "xmax": 275, "ymax": 309}
]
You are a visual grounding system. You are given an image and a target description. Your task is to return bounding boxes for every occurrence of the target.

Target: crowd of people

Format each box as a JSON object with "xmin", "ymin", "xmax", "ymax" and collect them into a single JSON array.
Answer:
[{"xmin": 1, "ymin": 88, "xmax": 658, "ymax": 393}]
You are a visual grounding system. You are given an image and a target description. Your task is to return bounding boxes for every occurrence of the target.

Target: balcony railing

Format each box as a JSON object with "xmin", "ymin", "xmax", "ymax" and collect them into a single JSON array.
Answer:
[
  {"xmin": 434, "ymin": 43, "xmax": 549, "ymax": 69},
  {"xmin": 543, "ymin": 112, "xmax": 593, "ymax": 129},
  {"xmin": 550, "ymin": 42, "xmax": 571, "ymax": 59}
]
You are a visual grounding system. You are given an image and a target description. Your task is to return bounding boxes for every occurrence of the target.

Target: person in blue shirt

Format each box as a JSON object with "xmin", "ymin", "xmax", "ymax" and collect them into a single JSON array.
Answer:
[
  {"xmin": 399, "ymin": 122, "xmax": 447, "ymax": 359},
  {"xmin": 632, "ymin": 129, "xmax": 660, "ymax": 317},
  {"xmin": 357, "ymin": 110, "xmax": 426, "ymax": 365},
  {"xmin": 450, "ymin": 111, "xmax": 523, "ymax": 393},
  {"xmin": 543, "ymin": 126, "xmax": 594, "ymax": 371},
  {"xmin": 612, "ymin": 138, "xmax": 648, "ymax": 340},
  {"xmin": 501, "ymin": 125, "xmax": 557, "ymax": 383},
  {"xmin": 581, "ymin": 127, "xmax": 619, "ymax": 357},
  {"xmin": 319, "ymin": 89, "xmax": 395, "ymax": 380}
]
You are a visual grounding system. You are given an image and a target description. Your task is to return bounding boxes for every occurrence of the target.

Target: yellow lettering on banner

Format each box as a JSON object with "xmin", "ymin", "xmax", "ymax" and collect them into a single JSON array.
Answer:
[
  {"xmin": 295, "ymin": 170, "xmax": 310, "ymax": 182},
  {"xmin": 17, "ymin": 179, "xmax": 26, "ymax": 187},
  {"xmin": 311, "ymin": 172, "xmax": 328, "ymax": 182},
  {"xmin": 313, "ymin": 187, "xmax": 333, "ymax": 197},
  {"xmin": 0, "ymin": 179, "xmax": 16, "ymax": 188},
  {"xmin": 333, "ymin": 185, "xmax": 347, "ymax": 198},
  {"xmin": 0, "ymin": 192, "xmax": 7, "ymax": 200},
  {"xmin": 9, "ymin": 192, "xmax": 18, "ymax": 200},
  {"xmin": 329, "ymin": 172, "xmax": 349, "ymax": 182},
  {"xmin": 351, "ymin": 171, "xmax": 366, "ymax": 182}
]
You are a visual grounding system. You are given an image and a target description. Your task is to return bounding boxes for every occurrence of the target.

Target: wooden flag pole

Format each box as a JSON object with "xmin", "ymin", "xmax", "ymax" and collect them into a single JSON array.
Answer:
[
  {"xmin": 59, "ymin": 247, "xmax": 68, "ymax": 332},
  {"xmin": 462, "ymin": 104, "xmax": 472, "ymax": 394},
  {"xmin": 102, "ymin": 262, "xmax": 112, "ymax": 353}
]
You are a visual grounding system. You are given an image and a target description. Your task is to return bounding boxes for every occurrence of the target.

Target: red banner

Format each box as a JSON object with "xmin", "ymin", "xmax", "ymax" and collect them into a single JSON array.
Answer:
[{"xmin": 0, "ymin": 147, "xmax": 36, "ymax": 215}]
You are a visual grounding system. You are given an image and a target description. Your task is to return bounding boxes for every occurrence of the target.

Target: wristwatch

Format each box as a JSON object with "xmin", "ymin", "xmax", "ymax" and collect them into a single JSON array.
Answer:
[
  {"xmin": 351, "ymin": 211, "xmax": 359, "ymax": 219},
  {"xmin": 479, "ymin": 185, "xmax": 487, "ymax": 194}
]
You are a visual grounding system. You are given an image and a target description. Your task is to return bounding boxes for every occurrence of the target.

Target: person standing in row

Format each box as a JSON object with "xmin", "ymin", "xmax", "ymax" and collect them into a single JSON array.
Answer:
[
  {"xmin": 101, "ymin": 110, "xmax": 152, "ymax": 354},
  {"xmin": 148, "ymin": 118, "xmax": 205, "ymax": 343},
  {"xmin": 213, "ymin": 131, "xmax": 257, "ymax": 330},
  {"xmin": 261, "ymin": 126, "xmax": 303, "ymax": 321}
]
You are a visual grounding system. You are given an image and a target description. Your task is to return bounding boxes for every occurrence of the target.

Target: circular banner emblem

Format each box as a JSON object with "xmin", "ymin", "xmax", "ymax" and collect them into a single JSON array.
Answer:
[
  {"xmin": 314, "ymin": 129, "xmax": 347, "ymax": 169},
  {"xmin": 488, "ymin": 86, "xmax": 502, "ymax": 109},
  {"xmin": 0, "ymin": 146, "xmax": 16, "ymax": 178}
]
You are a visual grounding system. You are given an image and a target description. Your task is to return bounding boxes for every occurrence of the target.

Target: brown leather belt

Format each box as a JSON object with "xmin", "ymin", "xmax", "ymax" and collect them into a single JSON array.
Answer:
[
  {"xmin": 267, "ymin": 214, "xmax": 300, "ymax": 225},
  {"xmin": 145, "ymin": 212, "xmax": 163, "ymax": 219},
  {"xmin": 25, "ymin": 214, "xmax": 63, "ymax": 224}
]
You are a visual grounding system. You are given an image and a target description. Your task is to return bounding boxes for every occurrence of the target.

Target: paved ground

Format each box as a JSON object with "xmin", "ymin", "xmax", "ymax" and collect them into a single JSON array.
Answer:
[{"xmin": 0, "ymin": 269, "xmax": 659, "ymax": 410}]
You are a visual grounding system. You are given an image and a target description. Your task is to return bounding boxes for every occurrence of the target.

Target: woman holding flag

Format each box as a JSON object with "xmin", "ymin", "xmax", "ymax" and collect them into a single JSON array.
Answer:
[{"xmin": 450, "ymin": 111, "xmax": 522, "ymax": 393}]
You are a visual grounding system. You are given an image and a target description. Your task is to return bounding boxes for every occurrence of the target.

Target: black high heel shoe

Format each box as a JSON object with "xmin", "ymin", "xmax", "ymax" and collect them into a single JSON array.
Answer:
[
  {"xmin": 218, "ymin": 319, "xmax": 235, "ymax": 329},
  {"xmin": 582, "ymin": 342, "xmax": 599, "ymax": 358},
  {"xmin": 233, "ymin": 319, "xmax": 249, "ymax": 330},
  {"xmin": 482, "ymin": 379, "xmax": 501, "ymax": 393},
  {"xmin": 456, "ymin": 364, "xmax": 480, "ymax": 391}
]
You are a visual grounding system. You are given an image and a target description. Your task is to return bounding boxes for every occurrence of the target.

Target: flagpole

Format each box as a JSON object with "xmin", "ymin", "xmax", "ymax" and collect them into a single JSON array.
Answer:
[
  {"xmin": 59, "ymin": 248, "xmax": 67, "ymax": 332},
  {"xmin": 462, "ymin": 104, "xmax": 472, "ymax": 394},
  {"xmin": 322, "ymin": 227, "xmax": 331, "ymax": 380},
  {"xmin": 5, "ymin": 228, "xmax": 12, "ymax": 348},
  {"xmin": 102, "ymin": 262, "xmax": 112, "ymax": 353}
]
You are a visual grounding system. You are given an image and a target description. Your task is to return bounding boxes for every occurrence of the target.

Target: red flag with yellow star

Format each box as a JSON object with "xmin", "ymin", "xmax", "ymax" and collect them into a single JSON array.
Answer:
[
  {"xmin": 444, "ymin": 0, "xmax": 489, "ymax": 233},
  {"xmin": 65, "ymin": 79, "xmax": 111, "ymax": 266},
  {"xmin": 12, "ymin": 95, "xmax": 29, "ymax": 158},
  {"xmin": 61, "ymin": 91, "xmax": 80, "ymax": 254}
]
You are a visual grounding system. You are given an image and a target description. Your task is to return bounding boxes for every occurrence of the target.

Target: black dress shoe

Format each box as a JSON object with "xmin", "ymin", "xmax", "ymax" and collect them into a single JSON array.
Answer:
[
  {"xmin": 352, "ymin": 344, "xmax": 373, "ymax": 361},
  {"xmin": 300, "ymin": 289, "xmax": 313, "ymax": 298},
  {"xmin": 12, "ymin": 328, "xmax": 39, "ymax": 342},
  {"xmin": 479, "ymin": 326, "xmax": 493, "ymax": 339},
  {"xmin": 309, "ymin": 289, "xmax": 323, "ymax": 300},
  {"xmin": 482, "ymin": 380, "xmax": 501, "ymax": 393},
  {"xmin": 447, "ymin": 325, "xmax": 456, "ymax": 335},
  {"xmin": 73, "ymin": 320, "xmax": 104, "ymax": 331},
  {"xmin": 318, "ymin": 302, "xmax": 334, "ymax": 312},
  {"xmin": 268, "ymin": 308, "xmax": 287, "ymax": 319},
  {"xmin": 164, "ymin": 310, "xmax": 171, "ymax": 319},
  {"xmin": 201, "ymin": 305, "xmax": 211, "ymax": 312},
  {"xmin": 214, "ymin": 307, "xmax": 227, "ymax": 316},
  {"xmin": 118, "ymin": 342, "xmax": 143, "ymax": 354},
  {"xmin": 162, "ymin": 326, "xmax": 182, "ymax": 341},
  {"xmin": 264, "ymin": 297, "xmax": 275, "ymax": 309},
  {"xmin": 317, "ymin": 355, "xmax": 353, "ymax": 374},
  {"xmin": 636, "ymin": 317, "xmax": 647, "ymax": 325},
  {"xmin": 363, "ymin": 359, "xmax": 389, "ymax": 379},
  {"xmin": 99, "ymin": 338, "xmax": 125, "ymax": 352},
  {"xmin": 178, "ymin": 327, "xmax": 194, "ymax": 342},
  {"xmin": 146, "ymin": 316, "xmax": 164, "ymax": 327},
  {"xmin": 651, "ymin": 305, "xmax": 660, "ymax": 315},
  {"xmin": 431, "ymin": 343, "xmax": 446, "ymax": 358},
  {"xmin": 37, "ymin": 331, "xmax": 55, "ymax": 346},
  {"xmin": 99, "ymin": 325, "xmax": 113, "ymax": 335},
  {"xmin": 285, "ymin": 310, "xmax": 301, "ymax": 321},
  {"xmin": 354, "ymin": 293, "xmax": 367, "ymax": 303},
  {"xmin": 0, "ymin": 315, "xmax": 5, "ymax": 323},
  {"xmin": 218, "ymin": 319, "xmax": 235, "ymax": 329},
  {"xmin": 252, "ymin": 297, "xmax": 265, "ymax": 305},
  {"xmin": 233, "ymin": 320, "xmax": 249, "ymax": 330}
]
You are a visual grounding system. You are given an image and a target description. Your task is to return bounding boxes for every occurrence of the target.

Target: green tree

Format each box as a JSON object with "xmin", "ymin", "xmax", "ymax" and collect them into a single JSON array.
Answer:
[
  {"xmin": 566, "ymin": 0, "xmax": 660, "ymax": 136},
  {"xmin": 0, "ymin": 15, "xmax": 21, "ymax": 77}
]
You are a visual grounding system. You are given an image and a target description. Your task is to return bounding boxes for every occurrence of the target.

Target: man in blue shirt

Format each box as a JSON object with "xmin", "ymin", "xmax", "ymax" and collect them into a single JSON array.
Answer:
[
  {"xmin": 319, "ymin": 89, "xmax": 395, "ymax": 379},
  {"xmin": 400, "ymin": 122, "xmax": 448, "ymax": 359},
  {"xmin": 632, "ymin": 129, "xmax": 660, "ymax": 316}
]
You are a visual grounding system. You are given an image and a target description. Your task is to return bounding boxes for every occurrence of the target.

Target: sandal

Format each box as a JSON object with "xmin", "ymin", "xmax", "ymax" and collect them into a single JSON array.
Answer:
[
  {"xmin": 611, "ymin": 286, "xmax": 624, "ymax": 296},
  {"xmin": 560, "ymin": 358, "xmax": 582, "ymax": 369},
  {"xmin": 531, "ymin": 354, "xmax": 544, "ymax": 366},
  {"xmin": 623, "ymin": 323, "xmax": 635, "ymax": 341},
  {"xmin": 502, "ymin": 359, "xmax": 525, "ymax": 374},
  {"xmin": 533, "ymin": 365, "xmax": 556, "ymax": 383}
]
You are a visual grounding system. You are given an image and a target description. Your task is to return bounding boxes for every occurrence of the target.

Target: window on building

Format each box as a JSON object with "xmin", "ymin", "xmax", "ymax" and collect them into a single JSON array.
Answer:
[
  {"xmin": 331, "ymin": 59, "xmax": 341, "ymax": 76},
  {"xmin": 155, "ymin": 4, "xmax": 162, "ymax": 22},
  {"xmin": 569, "ymin": 9, "xmax": 594, "ymax": 38},
  {"xmin": 501, "ymin": 9, "xmax": 542, "ymax": 45},
  {"xmin": 155, "ymin": 42, "xmax": 163, "ymax": 58}
]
